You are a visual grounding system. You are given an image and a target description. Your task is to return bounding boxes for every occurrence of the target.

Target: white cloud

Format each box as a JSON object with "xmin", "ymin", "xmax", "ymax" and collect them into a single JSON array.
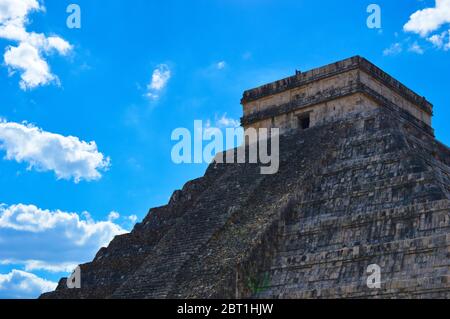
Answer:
[
  {"xmin": 215, "ymin": 113, "xmax": 240, "ymax": 128},
  {"xmin": 108, "ymin": 211, "xmax": 120, "ymax": 221},
  {"xmin": 428, "ymin": 31, "xmax": 446, "ymax": 47},
  {"xmin": 0, "ymin": 203, "xmax": 127, "ymax": 269},
  {"xmin": 404, "ymin": 0, "xmax": 450, "ymax": 36},
  {"xmin": 427, "ymin": 29, "xmax": 450, "ymax": 49},
  {"xmin": 0, "ymin": 203, "xmax": 126, "ymax": 243},
  {"xmin": 216, "ymin": 61, "xmax": 226, "ymax": 70},
  {"xmin": 383, "ymin": 42, "xmax": 403, "ymax": 56},
  {"xmin": 0, "ymin": 0, "xmax": 40, "ymax": 25},
  {"xmin": 408, "ymin": 41, "xmax": 424, "ymax": 54},
  {"xmin": 0, "ymin": 269, "xmax": 57, "ymax": 299},
  {"xmin": 4, "ymin": 42, "xmax": 56, "ymax": 90},
  {"xmin": 1, "ymin": 259, "xmax": 77, "ymax": 273},
  {"xmin": 0, "ymin": 203, "xmax": 129, "ymax": 298},
  {"xmin": 146, "ymin": 64, "xmax": 171, "ymax": 99},
  {"xmin": 0, "ymin": 119, "xmax": 110, "ymax": 182},
  {"xmin": 0, "ymin": 0, "xmax": 72, "ymax": 89}
]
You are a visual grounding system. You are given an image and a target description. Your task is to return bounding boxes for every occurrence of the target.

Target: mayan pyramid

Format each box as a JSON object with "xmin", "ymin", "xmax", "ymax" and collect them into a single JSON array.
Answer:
[{"xmin": 41, "ymin": 56, "xmax": 450, "ymax": 299}]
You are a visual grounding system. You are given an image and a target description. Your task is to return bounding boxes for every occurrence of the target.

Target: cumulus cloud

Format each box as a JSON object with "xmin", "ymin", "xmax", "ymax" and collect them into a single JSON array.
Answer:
[
  {"xmin": 0, "ymin": 119, "xmax": 110, "ymax": 182},
  {"xmin": 0, "ymin": 0, "xmax": 72, "ymax": 89},
  {"xmin": 146, "ymin": 64, "xmax": 171, "ymax": 99},
  {"xmin": 0, "ymin": 203, "xmax": 132, "ymax": 298},
  {"xmin": 0, "ymin": 203, "xmax": 127, "ymax": 272},
  {"xmin": 0, "ymin": 259, "xmax": 77, "ymax": 273},
  {"xmin": 4, "ymin": 42, "xmax": 55, "ymax": 89},
  {"xmin": 427, "ymin": 29, "xmax": 450, "ymax": 49},
  {"xmin": 0, "ymin": 203, "xmax": 126, "ymax": 243},
  {"xmin": 403, "ymin": 0, "xmax": 450, "ymax": 36},
  {"xmin": 383, "ymin": 42, "xmax": 403, "ymax": 56},
  {"xmin": 0, "ymin": 269, "xmax": 57, "ymax": 299}
]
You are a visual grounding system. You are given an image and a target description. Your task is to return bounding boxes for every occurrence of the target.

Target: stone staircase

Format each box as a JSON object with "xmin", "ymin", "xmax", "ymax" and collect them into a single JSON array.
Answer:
[
  {"xmin": 41, "ymin": 108, "xmax": 450, "ymax": 299},
  {"xmin": 254, "ymin": 114, "xmax": 450, "ymax": 298}
]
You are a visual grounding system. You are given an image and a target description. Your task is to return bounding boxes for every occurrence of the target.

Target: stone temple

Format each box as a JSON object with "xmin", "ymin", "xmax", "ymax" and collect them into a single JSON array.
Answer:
[{"xmin": 41, "ymin": 56, "xmax": 450, "ymax": 299}]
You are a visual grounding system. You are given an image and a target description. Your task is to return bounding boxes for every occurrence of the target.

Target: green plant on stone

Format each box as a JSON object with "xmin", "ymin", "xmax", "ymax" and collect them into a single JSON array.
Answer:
[{"xmin": 246, "ymin": 271, "xmax": 270, "ymax": 295}]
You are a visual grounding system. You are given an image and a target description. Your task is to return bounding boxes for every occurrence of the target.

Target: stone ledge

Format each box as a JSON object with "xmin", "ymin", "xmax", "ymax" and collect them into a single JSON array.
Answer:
[
  {"xmin": 241, "ymin": 56, "xmax": 432, "ymax": 115},
  {"xmin": 241, "ymin": 82, "xmax": 434, "ymax": 137}
]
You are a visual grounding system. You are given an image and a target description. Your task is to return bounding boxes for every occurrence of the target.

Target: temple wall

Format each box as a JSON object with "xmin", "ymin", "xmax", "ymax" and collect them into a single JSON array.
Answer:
[
  {"xmin": 241, "ymin": 57, "xmax": 433, "ymax": 133},
  {"xmin": 243, "ymin": 69, "xmax": 359, "ymax": 117},
  {"xmin": 359, "ymin": 71, "xmax": 431, "ymax": 126},
  {"xmin": 245, "ymin": 93, "xmax": 379, "ymax": 133}
]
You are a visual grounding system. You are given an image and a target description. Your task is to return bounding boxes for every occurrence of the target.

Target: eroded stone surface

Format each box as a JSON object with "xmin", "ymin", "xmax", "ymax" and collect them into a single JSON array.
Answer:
[
  {"xmin": 241, "ymin": 56, "xmax": 433, "ymax": 134},
  {"xmin": 40, "ymin": 58, "xmax": 450, "ymax": 299}
]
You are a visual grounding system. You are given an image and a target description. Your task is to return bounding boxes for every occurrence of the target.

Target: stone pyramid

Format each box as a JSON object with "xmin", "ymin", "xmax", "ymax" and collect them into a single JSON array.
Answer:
[{"xmin": 41, "ymin": 57, "xmax": 450, "ymax": 299}]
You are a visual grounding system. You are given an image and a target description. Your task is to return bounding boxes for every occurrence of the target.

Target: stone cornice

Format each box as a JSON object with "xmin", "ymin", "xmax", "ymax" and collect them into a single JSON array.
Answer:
[
  {"xmin": 358, "ymin": 58, "xmax": 433, "ymax": 115},
  {"xmin": 241, "ymin": 83, "xmax": 360, "ymax": 125},
  {"xmin": 241, "ymin": 82, "xmax": 434, "ymax": 137},
  {"xmin": 360, "ymin": 83, "xmax": 434, "ymax": 137},
  {"xmin": 241, "ymin": 56, "xmax": 433, "ymax": 116}
]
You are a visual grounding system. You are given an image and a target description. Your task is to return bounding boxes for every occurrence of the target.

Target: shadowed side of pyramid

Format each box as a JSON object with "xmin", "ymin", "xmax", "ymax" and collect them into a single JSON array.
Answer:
[
  {"xmin": 41, "ymin": 107, "xmax": 450, "ymax": 299},
  {"xmin": 155, "ymin": 108, "xmax": 450, "ymax": 299},
  {"xmin": 40, "ymin": 56, "xmax": 450, "ymax": 299}
]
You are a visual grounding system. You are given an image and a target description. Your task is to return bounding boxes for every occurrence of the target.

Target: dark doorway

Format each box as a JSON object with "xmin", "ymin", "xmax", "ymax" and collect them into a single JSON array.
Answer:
[{"xmin": 298, "ymin": 114, "xmax": 310, "ymax": 130}]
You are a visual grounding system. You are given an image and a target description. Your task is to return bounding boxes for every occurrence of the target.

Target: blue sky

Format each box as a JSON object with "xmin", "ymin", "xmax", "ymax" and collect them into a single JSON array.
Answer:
[{"xmin": 0, "ymin": 0, "xmax": 449, "ymax": 298}]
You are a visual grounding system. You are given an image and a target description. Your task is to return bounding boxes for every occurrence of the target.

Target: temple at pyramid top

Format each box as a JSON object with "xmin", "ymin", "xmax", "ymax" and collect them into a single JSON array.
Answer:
[{"xmin": 240, "ymin": 56, "xmax": 434, "ymax": 136}]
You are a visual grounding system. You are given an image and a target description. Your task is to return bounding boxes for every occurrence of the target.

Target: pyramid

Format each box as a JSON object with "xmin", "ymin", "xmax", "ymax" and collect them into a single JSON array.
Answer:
[{"xmin": 41, "ymin": 57, "xmax": 450, "ymax": 299}]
